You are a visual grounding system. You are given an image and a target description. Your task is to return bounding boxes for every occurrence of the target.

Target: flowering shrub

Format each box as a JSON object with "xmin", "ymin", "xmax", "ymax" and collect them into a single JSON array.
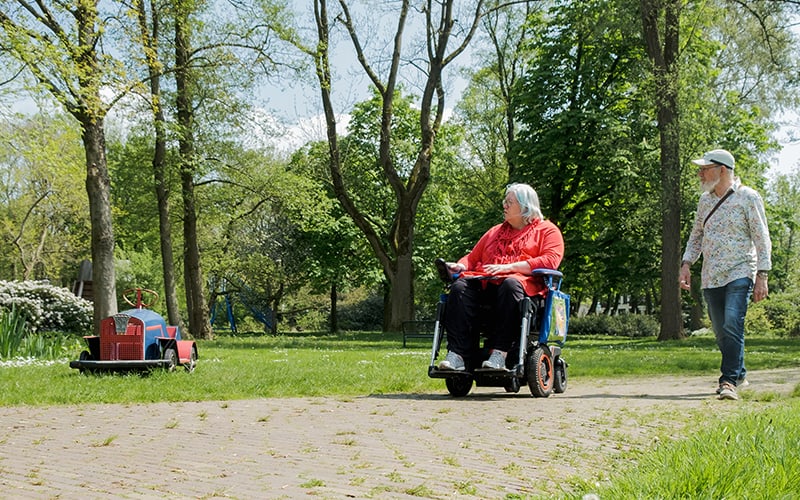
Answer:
[{"xmin": 0, "ymin": 281, "xmax": 93, "ymax": 334}]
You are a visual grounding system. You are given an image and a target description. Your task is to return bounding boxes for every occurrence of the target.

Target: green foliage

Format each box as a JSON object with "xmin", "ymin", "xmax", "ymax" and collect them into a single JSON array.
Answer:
[
  {"xmin": 510, "ymin": 0, "xmax": 659, "ymax": 308},
  {"xmin": 0, "ymin": 306, "xmax": 28, "ymax": 359},
  {"xmin": 0, "ymin": 305, "xmax": 81, "ymax": 360},
  {"xmin": 569, "ymin": 314, "xmax": 660, "ymax": 338},
  {"xmin": 571, "ymin": 293, "xmax": 799, "ymax": 340},
  {"xmin": 0, "ymin": 280, "xmax": 92, "ymax": 333},
  {"xmin": 0, "ymin": 112, "xmax": 89, "ymax": 283},
  {"xmin": 115, "ymin": 246, "xmax": 167, "ymax": 312},
  {"xmin": 766, "ymin": 170, "xmax": 800, "ymax": 294},
  {"xmin": 744, "ymin": 303, "xmax": 775, "ymax": 337}
]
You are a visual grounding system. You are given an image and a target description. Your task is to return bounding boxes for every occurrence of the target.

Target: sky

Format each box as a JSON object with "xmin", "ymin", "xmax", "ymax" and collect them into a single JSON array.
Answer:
[{"xmin": 770, "ymin": 130, "xmax": 800, "ymax": 177}]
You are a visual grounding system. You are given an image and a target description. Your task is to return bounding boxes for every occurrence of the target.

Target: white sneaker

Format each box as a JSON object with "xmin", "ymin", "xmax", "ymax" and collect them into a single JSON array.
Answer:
[
  {"xmin": 716, "ymin": 378, "xmax": 748, "ymax": 394},
  {"xmin": 481, "ymin": 349, "xmax": 508, "ymax": 370},
  {"xmin": 718, "ymin": 382, "xmax": 738, "ymax": 401},
  {"xmin": 438, "ymin": 351, "xmax": 465, "ymax": 371}
]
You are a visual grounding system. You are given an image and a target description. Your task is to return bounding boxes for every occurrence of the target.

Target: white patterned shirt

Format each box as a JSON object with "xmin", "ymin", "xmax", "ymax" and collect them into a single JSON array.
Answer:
[{"xmin": 682, "ymin": 178, "xmax": 772, "ymax": 289}]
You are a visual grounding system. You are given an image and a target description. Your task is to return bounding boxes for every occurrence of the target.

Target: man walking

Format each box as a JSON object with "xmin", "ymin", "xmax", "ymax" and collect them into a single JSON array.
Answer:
[{"xmin": 679, "ymin": 149, "xmax": 772, "ymax": 401}]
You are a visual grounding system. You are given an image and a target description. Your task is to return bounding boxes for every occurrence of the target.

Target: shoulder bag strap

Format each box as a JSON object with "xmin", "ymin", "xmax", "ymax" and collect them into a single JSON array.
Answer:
[{"xmin": 704, "ymin": 188, "xmax": 735, "ymax": 226}]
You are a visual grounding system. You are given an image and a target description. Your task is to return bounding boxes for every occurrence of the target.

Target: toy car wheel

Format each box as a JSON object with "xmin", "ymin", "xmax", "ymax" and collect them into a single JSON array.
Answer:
[
  {"xmin": 504, "ymin": 377, "xmax": 521, "ymax": 393},
  {"xmin": 553, "ymin": 358, "xmax": 568, "ymax": 394},
  {"xmin": 184, "ymin": 345, "xmax": 198, "ymax": 373},
  {"xmin": 78, "ymin": 350, "xmax": 93, "ymax": 375},
  {"xmin": 162, "ymin": 347, "xmax": 177, "ymax": 372},
  {"xmin": 445, "ymin": 375, "xmax": 473, "ymax": 397},
  {"xmin": 526, "ymin": 345, "xmax": 553, "ymax": 398}
]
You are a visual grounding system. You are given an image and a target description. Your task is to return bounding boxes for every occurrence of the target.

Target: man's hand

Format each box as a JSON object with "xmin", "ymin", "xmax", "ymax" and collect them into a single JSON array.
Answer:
[
  {"xmin": 679, "ymin": 263, "xmax": 691, "ymax": 291},
  {"xmin": 753, "ymin": 275, "xmax": 768, "ymax": 302}
]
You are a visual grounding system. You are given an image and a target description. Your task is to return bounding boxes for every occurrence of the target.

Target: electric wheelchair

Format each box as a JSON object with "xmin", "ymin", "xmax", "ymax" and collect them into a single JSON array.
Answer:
[{"xmin": 428, "ymin": 258, "xmax": 570, "ymax": 397}]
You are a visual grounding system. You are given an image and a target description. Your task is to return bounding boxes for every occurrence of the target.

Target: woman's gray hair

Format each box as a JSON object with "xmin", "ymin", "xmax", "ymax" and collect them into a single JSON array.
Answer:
[{"xmin": 506, "ymin": 183, "xmax": 543, "ymax": 224}]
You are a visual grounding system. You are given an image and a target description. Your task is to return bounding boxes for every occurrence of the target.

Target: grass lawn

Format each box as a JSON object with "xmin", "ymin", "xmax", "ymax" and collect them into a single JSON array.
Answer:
[{"xmin": 1, "ymin": 331, "xmax": 798, "ymax": 405}]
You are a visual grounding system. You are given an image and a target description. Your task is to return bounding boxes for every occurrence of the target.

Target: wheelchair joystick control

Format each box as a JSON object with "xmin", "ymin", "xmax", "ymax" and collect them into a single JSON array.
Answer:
[{"xmin": 434, "ymin": 258, "xmax": 455, "ymax": 283}]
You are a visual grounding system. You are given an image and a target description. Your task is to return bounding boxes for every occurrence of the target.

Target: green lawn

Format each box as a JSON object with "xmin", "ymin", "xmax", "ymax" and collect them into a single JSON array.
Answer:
[{"xmin": 1, "ymin": 331, "xmax": 798, "ymax": 405}]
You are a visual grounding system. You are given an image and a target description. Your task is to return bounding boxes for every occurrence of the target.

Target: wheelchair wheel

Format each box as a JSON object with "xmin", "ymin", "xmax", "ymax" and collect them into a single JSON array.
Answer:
[
  {"xmin": 553, "ymin": 357, "xmax": 567, "ymax": 394},
  {"xmin": 445, "ymin": 376, "xmax": 473, "ymax": 397},
  {"xmin": 527, "ymin": 345, "xmax": 553, "ymax": 398}
]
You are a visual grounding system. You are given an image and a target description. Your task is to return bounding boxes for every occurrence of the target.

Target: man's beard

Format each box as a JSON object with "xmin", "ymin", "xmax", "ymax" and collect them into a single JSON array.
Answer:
[{"xmin": 701, "ymin": 177, "xmax": 719, "ymax": 193}]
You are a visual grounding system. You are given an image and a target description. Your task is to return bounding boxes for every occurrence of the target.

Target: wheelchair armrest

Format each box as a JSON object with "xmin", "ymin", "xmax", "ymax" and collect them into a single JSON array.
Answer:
[
  {"xmin": 532, "ymin": 268, "xmax": 563, "ymax": 292},
  {"xmin": 531, "ymin": 268, "xmax": 563, "ymax": 278}
]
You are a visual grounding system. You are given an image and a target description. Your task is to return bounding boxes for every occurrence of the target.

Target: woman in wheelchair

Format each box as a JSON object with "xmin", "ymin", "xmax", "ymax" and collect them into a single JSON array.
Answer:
[{"xmin": 437, "ymin": 183, "xmax": 564, "ymax": 372}]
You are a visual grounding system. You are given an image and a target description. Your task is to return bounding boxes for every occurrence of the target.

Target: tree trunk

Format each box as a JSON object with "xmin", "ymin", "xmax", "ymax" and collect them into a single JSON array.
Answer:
[
  {"xmin": 386, "ymin": 252, "xmax": 415, "ymax": 332},
  {"xmin": 153, "ymin": 112, "xmax": 183, "ymax": 329},
  {"xmin": 641, "ymin": 0, "xmax": 684, "ymax": 340},
  {"xmin": 175, "ymin": 6, "xmax": 212, "ymax": 340},
  {"xmin": 330, "ymin": 281, "xmax": 338, "ymax": 333},
  {"xmin": 82, "ymin": 118, "xmax": 118, "ymax": 333},
  {"xmin": 589, "ymin": 294, "xmax": 599, "ymax": 315},
  {"xmin": 136, "ymin": 0, "xmax": 184, "ymax": 331}
]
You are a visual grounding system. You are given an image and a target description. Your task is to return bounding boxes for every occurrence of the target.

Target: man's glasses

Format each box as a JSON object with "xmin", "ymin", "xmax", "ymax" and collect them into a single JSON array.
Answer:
[{"xmin": 697, "ymin": 163, "xmax": 723, "ymax": 173}]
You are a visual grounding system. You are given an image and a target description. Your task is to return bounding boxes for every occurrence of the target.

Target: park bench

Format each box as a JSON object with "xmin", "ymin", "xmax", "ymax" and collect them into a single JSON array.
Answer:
[{"xmin": 402, "ymin": 320, "xmax": 436, "ymax": 347}]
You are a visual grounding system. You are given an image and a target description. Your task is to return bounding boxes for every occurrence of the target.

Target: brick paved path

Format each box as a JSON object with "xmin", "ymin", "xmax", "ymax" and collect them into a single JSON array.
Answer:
[{"xmin": 1, "ymin": 368, "xmax": 797, "ymax": 499}]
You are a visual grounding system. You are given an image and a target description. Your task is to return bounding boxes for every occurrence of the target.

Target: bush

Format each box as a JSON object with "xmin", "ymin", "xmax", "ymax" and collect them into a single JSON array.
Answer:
[
  {"xmin": 337, "ymin": 291, "xmax": 384, "ymax": 331},
  {"xmin": 0, "ymin": 280, "xmax": 92, "ymax": 334},
  {"xmin": 744, "ymin": 303, "xmax": 774, "ymax": 336},
  {"xmin": 748, "ymin": 292, "xmax": 800, "ymax": 337},
  {"xmin": 569, "ymin": 313, "xmax": 659, "ymax": 338}
]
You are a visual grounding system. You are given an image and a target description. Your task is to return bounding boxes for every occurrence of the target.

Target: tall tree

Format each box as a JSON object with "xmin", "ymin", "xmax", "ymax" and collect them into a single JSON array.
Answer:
[
  {"xmin": 467, "ymin": 0, "xmax": 540, "ymax": 179},
  {"xmin": 641, "ymin": 0, "xmax": 683, "ymax": 339},
  {"xmin": 288, "ymin": 139, "xmax": 377, "ymax": 332},
  {"xmin": 173, "ymin": 0, "xmax": 212, "ymax": 339},
  {"xmin": 293, "ymin": 0, "xmax": 489, "ymax": 331},
  {"xmin": 0, "ymin": 0, "xmax": 120, "ymax": 332},
  {"xmin": 130, "ymin": 0, "xmax": 184, "ymax": 329}
]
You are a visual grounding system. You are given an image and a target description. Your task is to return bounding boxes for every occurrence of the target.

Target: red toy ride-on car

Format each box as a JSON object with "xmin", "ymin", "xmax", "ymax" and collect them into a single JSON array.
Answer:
[{"xmin": 70, "ymin": 288, "xmax": 198, "ymax": 373}]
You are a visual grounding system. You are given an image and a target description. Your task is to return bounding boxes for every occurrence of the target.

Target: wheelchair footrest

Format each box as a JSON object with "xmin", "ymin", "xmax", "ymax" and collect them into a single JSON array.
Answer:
[
  {"xmin": 429, "ymin": 364, "xmax": 524, "ymax": 379},
  {"xmin": 428, "ymin": 367, "xmax": 471, "ymax": 379},
  {"xmin": 473, "ymin": 366, "xmax": 510, "ymax": 373}
]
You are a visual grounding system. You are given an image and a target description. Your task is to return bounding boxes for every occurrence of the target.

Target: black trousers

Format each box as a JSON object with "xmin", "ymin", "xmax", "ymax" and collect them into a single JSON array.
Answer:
[{"xmin": 443, "ymin": 277, "xmax": 525, "ymax": 358}]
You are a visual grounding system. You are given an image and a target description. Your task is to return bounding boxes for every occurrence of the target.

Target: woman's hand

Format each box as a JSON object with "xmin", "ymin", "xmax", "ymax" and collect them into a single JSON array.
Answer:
[
  {"xmin": 483, "ymin": 261, "xmax": 533, "ymax": 275},
  {"xmin": 483, "ymin": 263, "xmax": 512, "ymax": 275},
  {"xmin": 447, "ymin": 262, "xmax": 465, "ymax": 273}
]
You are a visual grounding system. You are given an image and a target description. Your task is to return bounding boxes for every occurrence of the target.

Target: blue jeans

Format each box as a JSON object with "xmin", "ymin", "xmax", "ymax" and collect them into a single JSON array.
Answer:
[{"xmin": 703, "ymin": 277, "xmax": 753, "ymax": 386}]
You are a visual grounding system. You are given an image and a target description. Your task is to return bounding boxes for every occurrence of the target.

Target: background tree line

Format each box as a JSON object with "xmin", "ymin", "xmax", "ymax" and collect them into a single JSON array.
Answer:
[{"xmin": 0, "ymin": 0, "xmax": 798, "ymax": 339}]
